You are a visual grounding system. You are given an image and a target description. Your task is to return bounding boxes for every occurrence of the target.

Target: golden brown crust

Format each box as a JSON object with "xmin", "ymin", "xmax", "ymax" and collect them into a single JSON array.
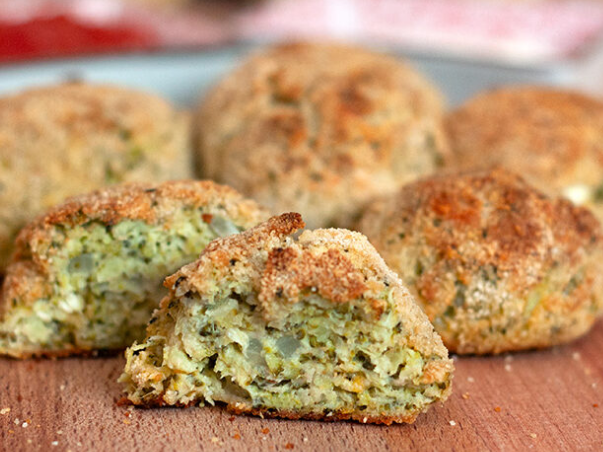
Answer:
[
  {"xmin": 0, "ymin": 82, "xmax": 192, "ymax": 270},
  {"xmin": 445, "ymin": 86, "xmax": 603, "ymax": 218},
  {"xmin": 15, "ymin": 180, "xmax": 260, "ymax": 241},
  {"xmin": 260, "ymin": 247, "xmax": 367, "ymax": 305},
  {"xmin": 197, "ymin": 42, "xmax": 449, "ymax": 229},
  {"xmin": 359, "ymin": 168, "xmax": 603, "ymax": 354}
]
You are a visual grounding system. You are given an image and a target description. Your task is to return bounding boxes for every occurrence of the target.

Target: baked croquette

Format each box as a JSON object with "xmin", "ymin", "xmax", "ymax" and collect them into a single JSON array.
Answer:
[
  {"xmin": 120, "ymin": 213, "xmax": 454, "ymax": 424},
  {"xmin": 0, "ymin": 181, "xmax": 267, "ymax": 358},
  {"xmin": 196, "ymin": 42, "xmax": 449, "ymax": 229},
  {"xmin": 358, "ymin": 168, "xmax": 603, "ymax": 354},
  {"xmin": 0, "ymin": 82, "xmax": 192, "ymax": 270},
  {"xmin": 445, "ymin": 86, "xmax": 603, "ymax": 220}
]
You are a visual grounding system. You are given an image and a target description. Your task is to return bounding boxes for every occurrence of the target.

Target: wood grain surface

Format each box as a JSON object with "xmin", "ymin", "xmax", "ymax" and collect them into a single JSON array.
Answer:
[{"xmin": 1, "ymin": 321, "xmax": 602, "ymax": 452}]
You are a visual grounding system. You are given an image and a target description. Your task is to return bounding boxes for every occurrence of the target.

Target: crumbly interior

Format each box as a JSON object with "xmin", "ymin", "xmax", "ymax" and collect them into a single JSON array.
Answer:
[
  {"xmin": 0, "ymin": 211, "xmax": 243, "ymax": 356},
  {"xmin": 121, "ymin": 288, "xmax": 450, "ymax": 420}
]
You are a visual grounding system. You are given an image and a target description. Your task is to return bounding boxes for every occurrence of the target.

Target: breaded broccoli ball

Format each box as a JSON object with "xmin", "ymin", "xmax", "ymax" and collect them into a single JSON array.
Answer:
[
  {"xmin": 445, "ymin": 86, "xmax": 603, "ymax": 221},
  {"xmin": 196, "ymin": 42, "xmax": 449, "ymax": 229},
  {"xmin": 120, "ymin": 213, "xmax": 453, "ymax": 424},
  {"xmin": 0, "ymin": 180, "xmax": 268, "ymax": 358},
  {"xmin": 0, "ymin": 82, "xmax": 192, "ymax": 270},
  {"xmin": 358, "ymin": 169, "xmax": 603, "ymax": 354}
]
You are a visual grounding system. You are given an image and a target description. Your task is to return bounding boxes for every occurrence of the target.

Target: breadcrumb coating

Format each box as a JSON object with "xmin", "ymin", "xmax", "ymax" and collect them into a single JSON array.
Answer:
[
  {"xmin": 359, "ymin": 168, "xmax": 603, "ymax": 354},
  {"xmin": 446, "ymin": 86, "xmax": 603, "ymax": 220},
  {"xmin": 197, "ymin": 42, "xmax": 449, "ymax": 228}
]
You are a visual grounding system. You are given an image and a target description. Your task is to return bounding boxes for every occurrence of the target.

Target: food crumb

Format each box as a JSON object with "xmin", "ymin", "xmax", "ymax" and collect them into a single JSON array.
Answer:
[
  {"xmin": 494, "ymin": 407, "xmax": 501, "ymax": 413},
  {"xmin": 60, "ymin": 384, "xmax": 66, "ymax": 391},
  {"xmin": 27, "ymin": 439, "xmax": 32, "ymax": 444},
  {"xmin": 449, "ymin": 420, "xmax": 456, "ymax": 426},
  {"xmin": 232, "ymin": 433, "xmax": 241, "ymax": 440},
  {"xmin": 22, "ymin": 422, "xmax": 28, "ymax": 428},
  {"xmin": 123, "ymin": 420, "xmax": 131, "ymax": 425},
  {"xmin": 593, "ymin": 404, "xmax": 599, "ymax": 408},
  {"xmin": 530, "ymin": 433, "xmax": 537, "ymax": 439},
  {"xmin": 228, "ymin": 416, "xmax": 235, "ymax": 422},
  {"xmin": 572, "ymin": 352, "xmax": 581, "ymax": 361},
  {"xmin": 467, "ymin": 377, "xmax": 475, "ymax": 383},
  {"xmin": 52, "ymin": 441, "xmax": 59, "ymax": 446},
  {"xmin": 8, "ymin": 430, "xmax": 14, "ymax": 434},
  {"xmin": 14, "ymin": 418, "xmax": 20, "ymax": 425},
  {"xmin": 57, "ymin": 430, "xmax": 63, "ymax": 435},
  {"xmin": 77, "ymin": 442, "xmax": 82, "ymax": 447},
  {"xmin": 261, "ymin": 428, "xmax": 270, "ymax": 434},
  {"xmin": 0, "ymin": 408, "xmax": 10, "ymax": 415},
  {"xmin": 504, "ymin": 364, "xmax": 512, "ymax": 372},
  {"xmin": 285, "ymin": 443, "xmax": 295, "ymax": 450},
  {"xmin": 303, "ymin": 437, "xmax": 308, "ymax": 442},
  {"xmin": 462, "ymin": 392, "xmax": 470, "ymax": 400},
  {"xmin": 362, "ymin": 417, "xmax": 368, "ymax": 423}
]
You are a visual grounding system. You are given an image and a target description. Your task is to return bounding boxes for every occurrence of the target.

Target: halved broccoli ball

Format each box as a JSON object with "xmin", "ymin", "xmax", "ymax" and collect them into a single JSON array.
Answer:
[
  {"xmin": 0, "ymin": 181, "xmax": 268, "ymax": 358},
  {"xmin": 358, "ymin": 168, "xmax": 603, "ymax": 354},
  {"xmin": 0, "ymin": 82, "xmax": 193, "ymax": 271},
  {"xmin": 120, "ymin": 213, "xmax": 453, "ymax": 424}
]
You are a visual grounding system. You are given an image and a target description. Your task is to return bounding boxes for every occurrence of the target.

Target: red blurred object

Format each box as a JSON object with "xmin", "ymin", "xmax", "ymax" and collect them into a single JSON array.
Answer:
[
  {"xmin": 0, "ymin": 14, "xmax": 157, "ymax": 62},
  {"xmin": 1, "ymin": 0, "xmax": 603, "ymax": 66},
  {"xmin": 0, "ymin": 0, "xmax": 234, "ymax": 64}
]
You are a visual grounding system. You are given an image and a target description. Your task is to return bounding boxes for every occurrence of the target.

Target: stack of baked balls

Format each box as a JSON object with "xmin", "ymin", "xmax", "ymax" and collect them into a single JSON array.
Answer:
[
  {"xmin": 0, "ymin": 41, "xmax": 601, "ymax": 425},
  {"xmin": 0, "ymin": 43, "xmax": 456, "ymax": 424}
]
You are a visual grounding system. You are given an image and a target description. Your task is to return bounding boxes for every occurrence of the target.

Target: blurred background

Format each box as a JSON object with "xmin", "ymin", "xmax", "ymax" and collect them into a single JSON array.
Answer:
[{"xmin": 2, "ymin": 0, "xmax": 603, "ymax": 106}]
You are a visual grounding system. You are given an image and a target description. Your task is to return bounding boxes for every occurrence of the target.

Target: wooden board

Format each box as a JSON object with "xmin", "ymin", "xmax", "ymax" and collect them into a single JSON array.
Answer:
[{"xmin": 1, "ymin": 321, "xmax": 602, "ymax": 452}]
